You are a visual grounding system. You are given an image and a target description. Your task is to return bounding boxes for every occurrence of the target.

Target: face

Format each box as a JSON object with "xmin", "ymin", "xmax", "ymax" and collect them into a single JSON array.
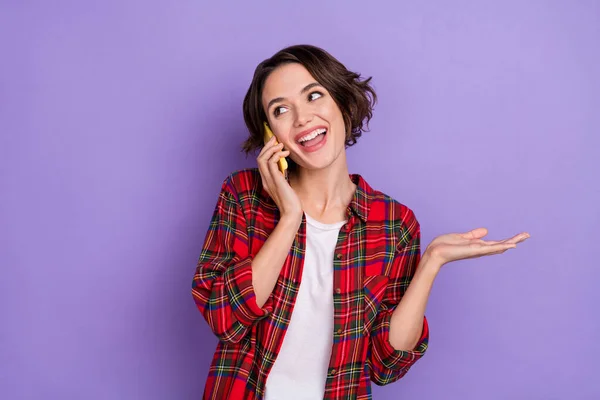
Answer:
[{"xmin": 261, "ymin": 63, "xmax": 347, "ymax": 171}]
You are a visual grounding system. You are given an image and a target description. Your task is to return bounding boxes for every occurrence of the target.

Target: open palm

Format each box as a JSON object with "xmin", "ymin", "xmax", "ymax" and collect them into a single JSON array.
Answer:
[{"xmin": 425, "ymin": 228, "xmax": 530, "ymax": 266}]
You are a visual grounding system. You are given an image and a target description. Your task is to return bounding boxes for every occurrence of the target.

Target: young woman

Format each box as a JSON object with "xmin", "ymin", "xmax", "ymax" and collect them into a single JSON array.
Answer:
[{"xmin": 192, "ymin": 44, "xmax": 529, "ymax": 400}]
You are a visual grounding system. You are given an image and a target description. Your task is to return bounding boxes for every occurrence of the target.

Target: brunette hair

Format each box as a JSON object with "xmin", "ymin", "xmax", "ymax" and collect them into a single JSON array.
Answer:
[{"xmin": 241, "ymin": 44, "xmax": 377, "ymax": 155}]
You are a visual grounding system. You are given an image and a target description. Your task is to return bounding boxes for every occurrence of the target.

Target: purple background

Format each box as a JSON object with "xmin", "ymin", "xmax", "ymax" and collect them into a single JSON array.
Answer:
[{"xmin": 2, "ymin": 1, "xmax": 599, "ymax": 399}]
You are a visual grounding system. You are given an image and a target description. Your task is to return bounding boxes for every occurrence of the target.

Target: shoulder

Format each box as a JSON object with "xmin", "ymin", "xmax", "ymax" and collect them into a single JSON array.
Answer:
[
  {"xmin": 219, "ymin": 168, "xmax": 262, "ymax": 202},
  {"xmin": 369, "ymin": 186, "xmax": 420, "ymax": 242}
]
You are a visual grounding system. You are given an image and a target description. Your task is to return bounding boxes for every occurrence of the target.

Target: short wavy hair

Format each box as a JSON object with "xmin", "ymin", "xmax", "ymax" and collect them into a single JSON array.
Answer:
[{"xmin": 242, "ymin": 44, "xmax": 377, "ymax": 155}]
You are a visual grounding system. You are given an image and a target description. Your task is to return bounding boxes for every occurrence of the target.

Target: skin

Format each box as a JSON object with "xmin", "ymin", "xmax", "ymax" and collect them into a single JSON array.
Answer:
[{"xmin": 250, "ymin": 62, "xmax": 530, "ymax": 351}]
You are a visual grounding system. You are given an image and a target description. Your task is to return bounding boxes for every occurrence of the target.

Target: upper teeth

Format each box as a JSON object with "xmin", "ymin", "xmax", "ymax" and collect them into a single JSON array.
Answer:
[{"xmin": 298, "ymin": 128, "xmax": 326, "ymax": 143}]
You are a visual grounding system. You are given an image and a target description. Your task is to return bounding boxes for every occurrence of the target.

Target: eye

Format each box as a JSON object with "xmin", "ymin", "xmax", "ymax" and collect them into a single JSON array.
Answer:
[
  {"xmin": 273, "ymin": 106, "xmax": 288, "ymax": 117},
  {"xmin": 308, "ymin": 91, "xmax": 323, "ymax": 101}
]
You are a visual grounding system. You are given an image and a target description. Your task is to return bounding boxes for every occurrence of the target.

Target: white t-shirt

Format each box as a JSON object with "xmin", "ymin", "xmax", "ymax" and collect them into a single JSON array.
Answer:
[{"xmin": 264, "ymin": 214, "xmax": 346, "ymax": 400}]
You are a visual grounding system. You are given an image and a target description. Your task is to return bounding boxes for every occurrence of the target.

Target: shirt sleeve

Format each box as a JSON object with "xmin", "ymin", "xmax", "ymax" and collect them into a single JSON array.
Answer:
[
  {"xmin": 368, "ymin": 216, "xmax": 429, "ymax": 386},
  {"xmin": 191, "ymin": 176, "xmax": 273, "ymax": 344}
]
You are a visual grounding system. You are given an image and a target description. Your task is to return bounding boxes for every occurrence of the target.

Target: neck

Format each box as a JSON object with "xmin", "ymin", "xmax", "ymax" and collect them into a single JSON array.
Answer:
[{"xmin": 289, "ymin": 153, "xmax": 356, "ymax": 222}]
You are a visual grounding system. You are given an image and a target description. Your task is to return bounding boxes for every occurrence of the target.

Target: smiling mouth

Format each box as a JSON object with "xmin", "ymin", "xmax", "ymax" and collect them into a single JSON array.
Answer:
[{"xmin": 297, "ymin": 128, "xmax": 327, "ymax": 147}]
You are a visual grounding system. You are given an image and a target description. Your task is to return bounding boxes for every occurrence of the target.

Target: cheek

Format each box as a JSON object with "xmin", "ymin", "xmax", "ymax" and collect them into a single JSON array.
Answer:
[
  {"xmin": 317, "ymin": 99, "xmax": 344, "ymax": 125},
  {"xmin": 328, "ymin": 105, "xmax": 346, "ymax": 134},
  {"xmin": 271, "ymin": 124, "xmax": 295, "ymax": 149}
]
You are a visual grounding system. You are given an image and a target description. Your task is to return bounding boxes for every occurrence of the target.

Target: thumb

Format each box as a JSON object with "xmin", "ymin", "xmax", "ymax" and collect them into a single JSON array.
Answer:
[{"xmin": 462, "ymin": 227, "xmax": 488, "ymax": 239}]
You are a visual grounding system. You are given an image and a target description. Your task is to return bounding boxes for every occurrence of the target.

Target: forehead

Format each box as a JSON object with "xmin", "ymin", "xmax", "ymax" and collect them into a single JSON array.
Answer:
[{"xmin": 262, "ymin": 63, "xmax": 317, "ymax": 103}]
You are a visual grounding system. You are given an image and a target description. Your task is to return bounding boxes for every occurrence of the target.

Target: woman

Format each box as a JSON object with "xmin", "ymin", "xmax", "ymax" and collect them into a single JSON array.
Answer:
[{"xmin": 192, "ymin": 44, "xmax": 529, "ymax": 400}]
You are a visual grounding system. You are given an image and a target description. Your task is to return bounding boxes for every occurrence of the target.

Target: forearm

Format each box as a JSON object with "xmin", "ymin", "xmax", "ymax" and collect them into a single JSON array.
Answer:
[
  {"xmin": 388, "ymin": 252, "xmax": 441, "ymax": 351},
  {"xmin": 252, "ymin": 214, "xmax": 302, "ymax": 307}
]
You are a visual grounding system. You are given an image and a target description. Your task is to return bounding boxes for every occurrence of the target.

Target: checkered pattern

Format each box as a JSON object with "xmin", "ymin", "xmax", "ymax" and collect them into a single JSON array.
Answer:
[{"xmin": 192, "ymin": 168, "xmax": 428, "ymax": 399}]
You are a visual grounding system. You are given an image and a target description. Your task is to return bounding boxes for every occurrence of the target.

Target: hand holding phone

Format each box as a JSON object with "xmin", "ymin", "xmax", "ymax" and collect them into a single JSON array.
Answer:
[
  {"xmin": 258, "ymin": 122, "xmax": 301, "ymax": 218},
  {"xmin": 263, "ymin": 122, "xmax": 288, "ymax": 175}
]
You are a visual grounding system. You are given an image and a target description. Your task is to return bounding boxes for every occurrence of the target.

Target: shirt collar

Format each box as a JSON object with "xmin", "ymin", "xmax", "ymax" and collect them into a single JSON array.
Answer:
[
  {"xmin": 258, "ymin": 170, "xmax": 374, "ymax": 223},
  {"xmin": 348, "ymin": 173, "xmax": 373, "ymax": 223}
]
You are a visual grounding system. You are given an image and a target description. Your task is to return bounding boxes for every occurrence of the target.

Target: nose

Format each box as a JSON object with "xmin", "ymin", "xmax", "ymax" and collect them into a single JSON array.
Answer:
[{"xmin": 293, "ymin": 104, "xmax": 313, "ymax": 128}]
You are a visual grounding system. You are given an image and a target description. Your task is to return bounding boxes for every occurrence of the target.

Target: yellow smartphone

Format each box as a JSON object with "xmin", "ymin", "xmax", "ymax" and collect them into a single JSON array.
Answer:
[{"xmin": 263, "ymin": 122, "xmax": 288, "ymax": 175}]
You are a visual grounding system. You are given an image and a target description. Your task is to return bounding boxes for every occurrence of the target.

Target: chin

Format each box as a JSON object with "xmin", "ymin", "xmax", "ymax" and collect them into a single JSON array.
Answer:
[
  {"xmin": 290, "ymin": 130, "xmax": 345, "ymax": 171},
  {"xmin": 292, "ymin": 151, "xmax": 340, "ymax": 171}
]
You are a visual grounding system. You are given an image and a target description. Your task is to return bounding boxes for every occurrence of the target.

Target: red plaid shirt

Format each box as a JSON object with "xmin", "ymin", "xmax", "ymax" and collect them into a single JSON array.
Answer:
[{"xmin": 192, "ymin": 168, "xmax": 429, "ymax": 399}]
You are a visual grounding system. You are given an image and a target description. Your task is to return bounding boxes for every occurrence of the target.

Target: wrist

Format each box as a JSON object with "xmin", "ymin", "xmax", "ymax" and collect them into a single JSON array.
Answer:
[
  {"xmin": 279, "ymin": 212, "xmax": 303, "ymax": 228},
  {"xmin": 419, "ymin": 250, "xmax": 443, "ymax": 275}
]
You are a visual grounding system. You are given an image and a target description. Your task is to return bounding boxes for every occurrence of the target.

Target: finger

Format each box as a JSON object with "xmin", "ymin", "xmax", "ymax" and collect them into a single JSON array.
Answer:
[
  {"xmin": 257, "ymin": 137, "xmax": 276, "ymax": 158},
  {"xmin": 460, "ymin": 228, "xmax": 488, "ymax": 240},
  {"xmin": 257, "ymin": 138, "xmax": 281, "ymax": 159},
  {"xmin": 269, "ymin": 150, "xmax": 289, "ymax": 164},
  {"xmin": 476, "ymin": 242, "xmax": 517, "ymax": 256},
  {"xmin": 260, "ymin": 140, "xmax": 283, "ymax": 158},
  {"xmin": 258, "ymin": 142, "xmax": 284, "ymax": 163},
  {"xmin": 475, "ymin": 239, "xmax": 502, "ymax": 245},
  {"xmin": 258, "ymin": 148, "xmax": 283, "ymax": 196},
  {"xmin": 497, "ymin": 232, "xmax": 531, "ymax": 245},
  {"xmin": 259, "ymin": 147, "xmax": 285, "ymax": 183},
  {"xmin": 482, "ymin": 247, "xmax": 516, "ymax": 257},
  {"xmin": 514, "ymin": 232, "xmax": 531, "ymax": 242},
  {"xmin": 477, "ymin": 238, "xmax": 511, "ymax": 245},
  {"xmin": 476, "ymin": 231, "xmax": 531, "ymax": 246},
  {"xmin": 267, "ymin": 150, "xmax": 290, "ymax": 180}
]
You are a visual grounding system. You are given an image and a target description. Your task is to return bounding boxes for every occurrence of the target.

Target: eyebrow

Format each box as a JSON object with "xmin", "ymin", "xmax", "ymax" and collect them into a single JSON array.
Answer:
[{"xmin": 266, "ymin": 82, "xmax": 323, "ymax": 112}]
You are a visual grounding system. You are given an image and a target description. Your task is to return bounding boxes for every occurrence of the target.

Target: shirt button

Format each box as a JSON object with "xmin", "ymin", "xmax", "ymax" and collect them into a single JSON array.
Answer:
[
  {"xmin": 335, "ymin": 253, "xmax": 342, "ymax": 260},
  {"xmin": 335, "ymin": 288, "xmax": 341, "ymax": 294},
  {"xmin": 336, "ymin": 328, "xmax": 343, "ymax": 335},
  {"xmin": 329, "ymin": 368, "xmax": 337, "ymax": 376}
]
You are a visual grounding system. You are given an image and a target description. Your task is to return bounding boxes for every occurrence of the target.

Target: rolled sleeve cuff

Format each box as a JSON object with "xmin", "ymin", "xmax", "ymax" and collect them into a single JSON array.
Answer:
[
  {"xmin": 372, "ymin": 313, "xmax": 429, "ymax": 371},
  {"xmin": 223, "ymin": 257, "xmax": 274, "ymax": 326}
]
